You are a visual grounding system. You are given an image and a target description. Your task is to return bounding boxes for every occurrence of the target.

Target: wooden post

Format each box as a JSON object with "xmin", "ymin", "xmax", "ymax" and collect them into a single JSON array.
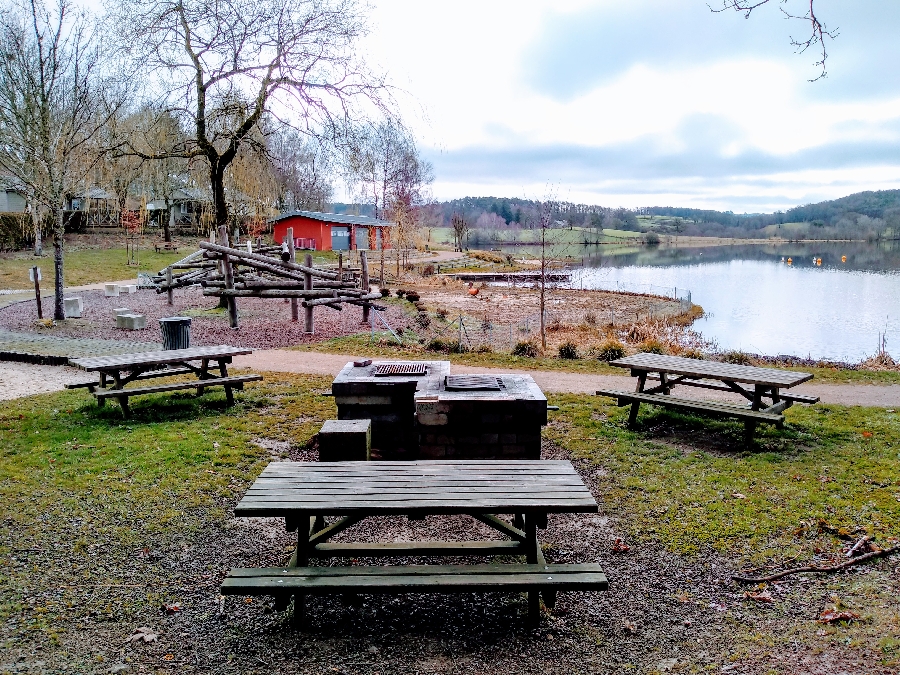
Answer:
[
  {"xmin": 166, "ymin": 266, "xmax": 173, "ymax": 306},
  {"xmin": 31, "ymin": 266, "xmax": 42, "ymax": 319},
  {"xmin": 219, "ymin": 225, "xmax": 238, "ymax": 329},
  {"xmin": 304, "ymin": 253, "xmax": 314, "ymax": 333},
  {"xmin": 337, "ymin": 253, "xmax": 343, "ymax": 283},
  {"xmin": 360, "ymin": 250, "xmax": 370, "ymax": 324},
  {"xmin": 286, "ymin": 227, "xmax": 298, "ymax": 322}
]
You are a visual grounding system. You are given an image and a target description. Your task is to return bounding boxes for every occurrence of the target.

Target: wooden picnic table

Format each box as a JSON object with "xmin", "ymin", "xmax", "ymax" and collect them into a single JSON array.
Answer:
[
  {"xmin": 223, "ymin": 460, "xmax": 607, "ymax": 627},
  {"xmin": 68, "ymin": 345, "xmax": 262, "ymax": 417},
  {"xmin": 597, "ymin": 352, "xmax": 818, "ymax": 440}
]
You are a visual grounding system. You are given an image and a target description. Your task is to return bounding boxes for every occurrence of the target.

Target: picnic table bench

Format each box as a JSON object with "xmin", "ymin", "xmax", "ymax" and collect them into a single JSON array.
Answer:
[
  {"xmin": 155, "ymin": 241, "xmax": 178, "ymax": 253},
  {"xmin": 596, "ymin": 353, "xmax": 817, "ymax": 440},
  {"xmin": 68, "ymin": 345, "xmax": 262, "ymax": 417},
  {"xmin": 223, "ymin": 460, "xmax": 607, "ymax": 627}
]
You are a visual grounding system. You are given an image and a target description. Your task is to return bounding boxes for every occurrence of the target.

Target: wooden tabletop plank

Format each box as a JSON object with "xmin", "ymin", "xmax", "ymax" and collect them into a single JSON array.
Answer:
[
  {"xmin": 609, "ymin": 353, "xmax": 812, "ymax": 387},
  {"xmin": 70, "ymin": 345, "xmax": 253, "ymax": 371},
  {"xmin": 235, "ymin": 460, "xmax": 597, "ymax": 516}
]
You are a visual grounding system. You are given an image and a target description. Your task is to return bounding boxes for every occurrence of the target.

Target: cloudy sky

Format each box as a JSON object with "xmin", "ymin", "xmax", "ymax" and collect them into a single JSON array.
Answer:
[{"xmin": 363, "ymin": 0, "xmax": 900, "ymax": 212}]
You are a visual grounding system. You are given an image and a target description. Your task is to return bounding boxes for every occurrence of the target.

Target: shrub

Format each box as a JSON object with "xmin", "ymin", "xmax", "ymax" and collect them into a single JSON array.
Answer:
[
  {"xmin": 547, "ymin": 317, "xmax": 563, "ymax": 332},
  {"xmin": 721, "ymin": 350, "xmax": 754, "ymax": 365},
  {"xmin": 405, "ymin": 292, "xmax": 420, "ymax": 302},
  {"xmin": 470, "ymin": 250, "xmax": 505, "ymax": 264},
  {"xmin": 436, "ymin": 308, "xmax": 448, "ymax": 320},
  {"xmin": 380, "ymin": 288, "xmax": 391, "ymax": 297},
  {"xmin": 426, "ymin": 337, "xmax": 468, "ymax": 353},
  {"xmin": 421, "ymin": 264, "xmax": 435, "ymax": 277},
  {"xmin": 639, "ymin": 338, "xmax": 667, "ymax": 355},
  {"xmin": 475, "ymin": 343, "xmax": 493, "ymax": 353},
  {"xmin": 558, "ymin": 341, "xmax": 579, "ymax": 359},
  {"xmin": 595, "ymin": 339, "xmax": 626, "ymax": 362},
  {"xmin": 681, "ymin": 348, "xmax": 705, "ymax": 360},
  {"xmin": 512, "ymin": 341, "xmax": 538, "ymax": 358},
  {"xmin": 414, "ymin": 312, "xmax": 431, "ymax": 330},
  {"xmin": 396, "ymin": 289, "xmax": 406, "ymax": 298},
  {"xmin": 644, "ymin": 231, "xmax": 660, "ymax": 246},
  {"xmin": 583, "ymin": 312, "xmax": 597, "ymax": 326},
  {"xmin": 0, "ymin": 213, "xmax": 34, "ymax": 252}
]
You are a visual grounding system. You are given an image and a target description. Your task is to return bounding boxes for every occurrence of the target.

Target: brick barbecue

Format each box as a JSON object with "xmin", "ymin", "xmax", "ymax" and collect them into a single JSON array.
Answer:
[{"xmin": 331, "ymin": 360, "xmax": 548, "ymax": 460}]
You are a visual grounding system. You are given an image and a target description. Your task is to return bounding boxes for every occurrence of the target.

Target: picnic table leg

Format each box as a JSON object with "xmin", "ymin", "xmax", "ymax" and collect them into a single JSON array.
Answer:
[
  {"xmin": 524, "ymin": 514, "xmax": 541, "ymax": 626},
  {"xmin": 217, "ymin": 359, "xmax": 235, "ymax": 406},
  {"xmin": 744, "ymin": 384, "xmax": 767, "ymax": 443},
  {"xmin": 628, "ymin": 373, "xmax": 647, "ymax": 427},
  {"xmin": 291, "ymin": 514, "xmax": 312, "ymax": 627},
  {"xmin": 111, "ymin": 371, "xmax": 130, "ymax": 418},
  {"xmin": 197, "ymin": 358, "xmax": 209, "ymax": 397}
]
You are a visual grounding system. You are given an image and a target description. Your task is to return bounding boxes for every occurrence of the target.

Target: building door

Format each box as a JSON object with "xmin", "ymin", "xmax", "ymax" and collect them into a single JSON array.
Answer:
[
  {"xmin": 355, "ymin": 226, "xmax": 369, "ymax": 250},
  {"xmin": 375, "ymin": 228, "xmax": 382, "ymax": 250},
  {"xmin": 331, "ymin": 226, "xmax": 350, "ymax": 250}
]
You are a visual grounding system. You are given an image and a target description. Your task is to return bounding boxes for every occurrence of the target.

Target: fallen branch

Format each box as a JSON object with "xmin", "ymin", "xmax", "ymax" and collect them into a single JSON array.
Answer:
[{"xmin": 732, "ymin": 544, "xmax": 900, "ymax": 583}]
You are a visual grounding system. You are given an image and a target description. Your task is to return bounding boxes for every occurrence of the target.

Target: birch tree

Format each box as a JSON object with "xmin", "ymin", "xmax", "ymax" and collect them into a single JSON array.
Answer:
[{"xmin": 0, "ymin": 0, "xmax": 119, "ymax": 319}]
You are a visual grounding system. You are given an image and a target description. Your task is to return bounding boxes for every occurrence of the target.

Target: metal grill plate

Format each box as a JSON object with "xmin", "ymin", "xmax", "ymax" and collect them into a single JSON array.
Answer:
[
  {"xmin": 373, "ymin": 362, "xmax": 428, "ymax": 376},
  {"xmin": 445, "ymin": 375, "xmax": 502, "ymax": 391}
]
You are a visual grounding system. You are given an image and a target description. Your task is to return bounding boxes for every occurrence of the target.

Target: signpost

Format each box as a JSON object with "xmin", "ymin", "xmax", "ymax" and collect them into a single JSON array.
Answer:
[{"xmin": 29, "ymin": 266, "xmax": 42, "ymax": 319}]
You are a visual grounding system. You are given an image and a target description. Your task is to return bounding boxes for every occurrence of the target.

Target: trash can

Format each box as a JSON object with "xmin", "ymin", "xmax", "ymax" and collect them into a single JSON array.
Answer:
[{"xmin": 159, "ymin": 317, "xmax": 191, "ymax": 350}]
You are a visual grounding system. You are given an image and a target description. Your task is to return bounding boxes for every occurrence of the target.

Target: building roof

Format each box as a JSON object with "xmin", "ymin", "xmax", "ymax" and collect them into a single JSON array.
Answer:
[{"xmin": 270, "ymin": 210, "xmax": 392, "ymax": 227}]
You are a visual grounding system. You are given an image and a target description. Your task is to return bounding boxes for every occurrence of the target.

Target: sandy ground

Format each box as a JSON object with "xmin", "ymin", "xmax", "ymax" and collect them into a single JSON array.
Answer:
[{"xmin": 2, "ymin": 349, "xmax": 899, "ymax": 406}]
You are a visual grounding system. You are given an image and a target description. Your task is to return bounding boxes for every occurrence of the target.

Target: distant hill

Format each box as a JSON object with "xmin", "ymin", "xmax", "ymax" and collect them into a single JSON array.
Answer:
[{"xmin": 328, "ymin": 189, "xmax": 900, "ymax": 240}]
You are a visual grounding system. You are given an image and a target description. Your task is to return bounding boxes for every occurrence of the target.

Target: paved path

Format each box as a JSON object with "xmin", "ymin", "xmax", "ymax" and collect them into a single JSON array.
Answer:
[{"xmin": 233, "ymin": 350, "xmax": 900, "ymax": 408}]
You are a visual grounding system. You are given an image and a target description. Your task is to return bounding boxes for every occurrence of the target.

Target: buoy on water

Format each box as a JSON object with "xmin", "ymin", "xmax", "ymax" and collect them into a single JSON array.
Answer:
[
  {"xmin": 841, "ymin": 255, "xmax": 847, "ymax": 263},
  {"xmin": 787, "ymin": 257, "xmax": 793, "ymax": 265},
  {"xmin": 816, "ymin": 258, "xmax": 822, "ymax": 266}
]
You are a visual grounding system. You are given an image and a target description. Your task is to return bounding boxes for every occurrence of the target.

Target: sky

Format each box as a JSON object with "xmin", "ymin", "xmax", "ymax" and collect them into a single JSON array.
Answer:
[{"xmin": 361, "ymin": 0, "xmax": 900, "ymax": 212}]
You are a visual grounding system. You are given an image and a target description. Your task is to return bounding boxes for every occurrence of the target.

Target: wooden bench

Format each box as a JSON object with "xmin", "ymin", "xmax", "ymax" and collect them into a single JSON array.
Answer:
[
  {"xmin": 95, "ymin": 374, "xmax": 262, "ymax": 411},
  {"xmin": 65, "ymin": 367, "xmax": 195, "ymax": 393},
  {"xmin": 155, "ymin": 241, "xmax": 178, "ymax": 253},
  {"xmin": 222, "ymin": 563, "xmax": 608, "ymax": 611},
  {"xmin": 596, "ymin": 388, "xmax": 784, "ymax": 431}
]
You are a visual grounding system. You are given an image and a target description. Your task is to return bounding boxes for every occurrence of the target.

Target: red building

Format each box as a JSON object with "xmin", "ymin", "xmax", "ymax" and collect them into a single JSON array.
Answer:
[{"xmin": 270, "ymin": 211, "xmax": 393, "ymax": 252}]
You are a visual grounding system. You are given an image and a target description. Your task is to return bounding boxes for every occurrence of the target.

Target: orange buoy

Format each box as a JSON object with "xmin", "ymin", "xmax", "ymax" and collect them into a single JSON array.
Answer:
[
  {"xmin": 816, "ymin": 258, "xmax": 822, "ymax": 266},
  {"xmin": 841, "ymin": 255, "xmax": 847, "ymax": 263},
  {"xmin": 468, "ymin": 287, "xmax": 479, "ymax": 296},
  {"xmin": 787, "ymin": 257, "xmax": 792, "ymax": 264}
]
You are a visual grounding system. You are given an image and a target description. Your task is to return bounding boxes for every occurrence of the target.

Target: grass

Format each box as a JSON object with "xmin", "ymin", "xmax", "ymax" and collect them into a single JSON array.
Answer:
[
  {"xmin": 0, "ymin": 248, "xmax": 185, "ymax": 289},
  {"xmin": 1, "ymin": 375, "xmax": 898, "ymax": 666}
]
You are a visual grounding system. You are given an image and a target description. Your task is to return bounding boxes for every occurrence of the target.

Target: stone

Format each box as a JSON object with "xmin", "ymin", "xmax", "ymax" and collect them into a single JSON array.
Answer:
[
  {"xmin": 104, "ymin": 283, "xmax": 119, "ymax": 297},
  {"xmin": 318, "ymin": 419, "xmax": 371, "ymax": 461},
  {"xmin": 116, "ymin": 313, "xmax": 147, "ymax": 330},
  {"xmin": 121, "ymin": 284, "xmax": 137, "ymax": 294},
  {"xmin": 113, "ymin": 307, "xmax": 132, "ymax": 317},
  {"xmin": 63, "ymin": 297, "xmax": 83, "ymax": 318}
]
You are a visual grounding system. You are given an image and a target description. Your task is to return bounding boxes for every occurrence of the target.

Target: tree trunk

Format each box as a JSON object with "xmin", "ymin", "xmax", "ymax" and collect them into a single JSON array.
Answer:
[
  {"xmin": 33, "ymin": 212, "xmax": 42, "ymax": 256},
  {"xmin": 53, "ymin": 208, "xmax": 64, "ymax": 320},
  {"xmin": 163, "ymin": 198, "xmax": 173, "ymax": 242},
  {"xmin": 210, "ymin": 160, "xmax": 230, "ymax": 309}
]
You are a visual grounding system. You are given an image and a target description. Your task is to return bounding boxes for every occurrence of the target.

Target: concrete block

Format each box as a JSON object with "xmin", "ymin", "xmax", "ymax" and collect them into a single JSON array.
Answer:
[
  {"xmin": 319, "ymin": 419, "xmax": 371, "ymax": 461},
  {"xmin": 121, "ymin": 284, "xmax": 137, "ymax": 294},
  {"xmin": 113, "ymin": 307, "xmax": 132, "ymax": 316},
  {"xmin": 63, "ymin": 297, "xmax": 83, "ymax": 318},
  {"xmin": 416, "ymin": 413, "xmax": 448, "ymax": 426},
  {"xmin": 104, "ymin": 283, "xmax": 119, "ymax": 297},
  {"xmin": 116, "ymin": 313, "xmax": 147, "ymax": 330}
]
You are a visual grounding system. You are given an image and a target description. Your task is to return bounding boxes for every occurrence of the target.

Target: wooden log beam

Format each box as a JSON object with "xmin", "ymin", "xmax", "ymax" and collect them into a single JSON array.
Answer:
[
  {"xmin": 203, "ymin": 289, "xmax": 340, "ymax": 298},
  {"xmin": 199, "ymin": 241, "xmax": 338, "ymax": 279},
  {"xmin": 302, "ymin": 292, "xmax": 382, "ymax": 307},
  {"xmin": 219, "ymin": 225, "xmax": 239, "ymax": 329}
]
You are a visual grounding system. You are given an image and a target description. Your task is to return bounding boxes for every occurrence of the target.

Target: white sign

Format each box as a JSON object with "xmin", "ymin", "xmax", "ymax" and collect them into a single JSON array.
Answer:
[{"xmin": 29, "ymin": 267, "xmax": 41, "ymax": 282}]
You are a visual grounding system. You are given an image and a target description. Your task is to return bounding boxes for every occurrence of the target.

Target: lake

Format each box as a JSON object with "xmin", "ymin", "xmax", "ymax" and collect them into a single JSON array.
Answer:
[{"xmin": 503, "ymin": 240, "xmax": 900, "ymax": 362}]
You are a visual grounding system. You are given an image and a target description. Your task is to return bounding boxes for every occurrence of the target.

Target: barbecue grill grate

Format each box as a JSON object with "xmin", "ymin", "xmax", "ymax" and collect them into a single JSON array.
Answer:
[
  {"xmin": 445, "ymin": 375, "xmax": 503, "ymax": 391},
  {"xmin": 373, "ymin": 362, "xmax": 428, "ymax": 376}
]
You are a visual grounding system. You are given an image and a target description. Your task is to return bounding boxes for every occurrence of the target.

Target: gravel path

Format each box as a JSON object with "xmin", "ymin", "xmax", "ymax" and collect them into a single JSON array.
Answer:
[{"xmin": 234, "ymin": 350, "xmax": 900, "ymax": 408}]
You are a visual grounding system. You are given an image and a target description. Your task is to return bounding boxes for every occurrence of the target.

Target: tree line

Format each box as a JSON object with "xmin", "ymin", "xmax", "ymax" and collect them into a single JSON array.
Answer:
[{"xmin": 0, "ymin": 0, "xmax": 431, "ymax": 320}]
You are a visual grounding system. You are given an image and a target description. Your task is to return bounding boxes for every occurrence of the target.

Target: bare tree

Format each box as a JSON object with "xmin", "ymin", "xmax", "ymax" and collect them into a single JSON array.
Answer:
[
  {"xmin": 269, "ymin": 128, "xmax": 334, "ymax": 212},
  {"xmin": 0, "ymin": 0, "xmax": 120, "ymax": 319},
  {"xmin": 450, "ymin": 212, "xmax": 469, "ymax": 252},
  {"xmin": 712, "ymin": 1, "xmax": 837, "ymax": 80},
  {"xmin": 108, "ymin": 0, "xmax": 385, "ymax": 232}
]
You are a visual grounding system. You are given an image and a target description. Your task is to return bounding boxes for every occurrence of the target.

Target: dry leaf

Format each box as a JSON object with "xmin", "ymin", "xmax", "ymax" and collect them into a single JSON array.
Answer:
[
  {"xmin": 742, "ymin": 590, "xmax": 773, "ymax": 603},
  {"xmin": 126, "ymin": 627, "xmax": 158, "ymax": 644},
  {"xmin": 623, "ymin": 619, "xmax": 637, "ymax": 633},
  {"xmin": 818, "ymin": 608, "xmax": 860, "ymax": 624},
  {"xmin": 611, "ymin": 538, "xmax": 630, "ymax": 553},
  {"xmin": 163, "ymin": 602, "xmax": 182, "ymax": 614},
  {"xmin": 732, "ymin": 493, "xmax": 747, "ymax": 499},
  {"xmin": 676, "ymin": 592, "xmax": 690, "ymax": 603}
]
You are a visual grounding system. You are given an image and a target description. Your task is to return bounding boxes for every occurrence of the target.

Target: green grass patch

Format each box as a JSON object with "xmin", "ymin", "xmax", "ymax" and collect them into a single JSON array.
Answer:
[
  {"xmin": 0, "ymin": 248, "xmax": 185, "ymax": 289},
  {"xmin": 546, "ymin": 394, "xmax": 900, "ymax": 563}
]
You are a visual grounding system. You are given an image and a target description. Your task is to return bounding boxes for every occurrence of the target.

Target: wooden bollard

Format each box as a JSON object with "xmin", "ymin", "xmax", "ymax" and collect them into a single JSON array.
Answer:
[{"xmin": 304, "ymin": 253, "xmax": 314, "ymax": 333}]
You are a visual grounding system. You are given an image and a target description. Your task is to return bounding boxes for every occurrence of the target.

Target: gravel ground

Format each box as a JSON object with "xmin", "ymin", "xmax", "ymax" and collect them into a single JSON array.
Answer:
[
  {"xmin": 3, "ymin": 441, "xmax": 893, "ymax": 675},
  {"xmin": 0, "ymin": 287, "xmax": 412, "ymax": 350}
]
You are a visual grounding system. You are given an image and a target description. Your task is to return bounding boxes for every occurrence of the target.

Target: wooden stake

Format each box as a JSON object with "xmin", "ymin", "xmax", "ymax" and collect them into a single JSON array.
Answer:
[
  {"xmin": 32, "ymin": 266, "xmax": 42, "ymax": 319},
  {"xmin": 166, "ymin": 266, "xmax": 173, "ymax": 306},
  {"xmin": 360, "ymin": 250, "xmax": 370, "ymax": 324},
  {"xmin": 304, "ymin": 253, "xmax": 314, "ymax": 333},
  {"xmin": 219, "ymin": 225, "xmax": 238, "ymax": 329},
  {"xmin": 286, "ymin": 227, "xmax": 298, "ymax": 322}
]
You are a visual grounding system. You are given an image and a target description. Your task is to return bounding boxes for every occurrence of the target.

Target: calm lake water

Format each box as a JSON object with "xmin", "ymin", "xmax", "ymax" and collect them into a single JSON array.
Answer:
[{"xmin": 506, "ymin": 241, "xmax": 900, "ymax": 362}]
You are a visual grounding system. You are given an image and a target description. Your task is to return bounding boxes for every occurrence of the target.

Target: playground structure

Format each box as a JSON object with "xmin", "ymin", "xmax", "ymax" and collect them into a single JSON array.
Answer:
[{"xmin": 151, "ymin": 226, "xmax": 383, "ymax": 331}]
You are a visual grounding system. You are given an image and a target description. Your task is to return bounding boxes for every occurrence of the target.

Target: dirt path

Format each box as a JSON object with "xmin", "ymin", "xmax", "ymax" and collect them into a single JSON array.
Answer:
[{"xmin": 234, "ymin": 350, "xmax": 900, "ymax": 408}]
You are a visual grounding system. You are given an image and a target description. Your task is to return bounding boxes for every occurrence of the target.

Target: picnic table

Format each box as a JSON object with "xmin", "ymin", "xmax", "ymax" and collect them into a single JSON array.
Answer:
[
  {"xmin": 596, "ymin": 353, "xmax": 818, "ymax": 439},
  {"xmin": 222, "ymin": 460, "xmax": 607, "ymax": 627},
  {"xmin": 68, "ymin": 345, "xmax": 262, "ymax": 417}
]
